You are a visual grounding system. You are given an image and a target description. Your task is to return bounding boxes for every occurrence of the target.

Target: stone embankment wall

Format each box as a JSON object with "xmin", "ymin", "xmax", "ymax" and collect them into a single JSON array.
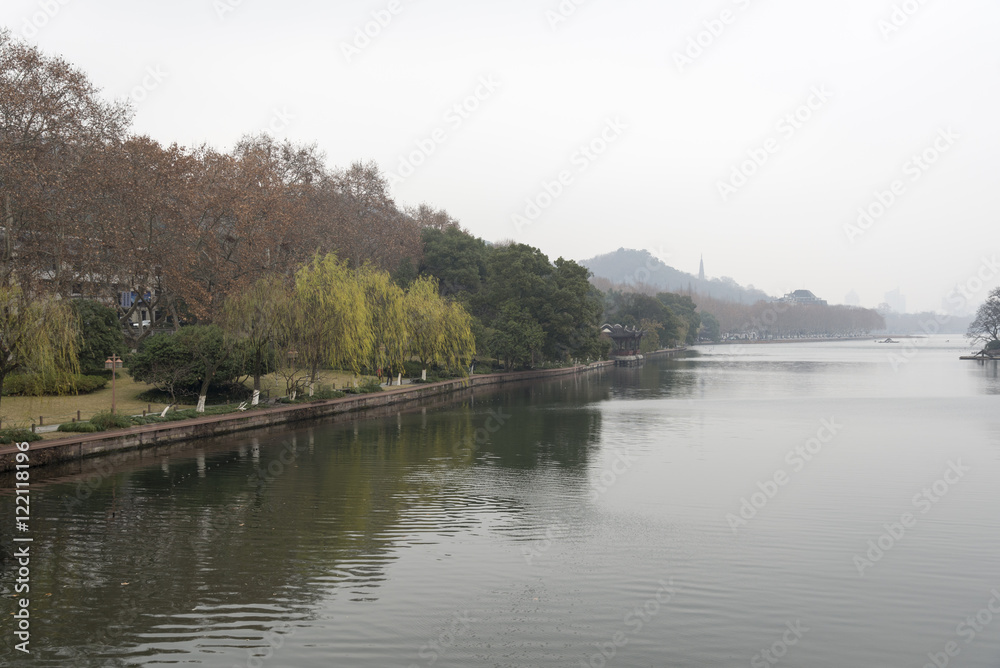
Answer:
[{"xmin": 0, "ymin": 362, "xmax": 617, "ymax": 473}]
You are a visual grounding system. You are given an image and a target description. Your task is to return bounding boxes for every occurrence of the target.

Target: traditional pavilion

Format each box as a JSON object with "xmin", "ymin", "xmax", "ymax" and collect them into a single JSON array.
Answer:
[{"xmin": 600, "ymin": 323, "xmax": 645, "ymax": 366}]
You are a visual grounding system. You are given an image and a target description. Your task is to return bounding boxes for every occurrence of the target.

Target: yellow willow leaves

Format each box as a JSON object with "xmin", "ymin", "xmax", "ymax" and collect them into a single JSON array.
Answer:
[
  {"xmin": 293, "ymin": 254, "xmax": 373, "ymax": 378},
  {"xmin": 440, "ymin": 300, "xmax": 476, "ymax": 373},
  {"xmin": 356, "ymin": 264, "xmax": 408, "ymax": 376},
  {"xmin": 405, "ymin": 276, "xmax": 443, "ymax": 370},
  {"xmin": 0, "ymin": 285, "xmax": 80, "ymax": 407},
  {"xmin": 404, "ymin": 275, "xmax": 475, "ymax": 374},
  {"xmin": 223, "ymin": 256, "xmax": 477, "ymax": 381}
]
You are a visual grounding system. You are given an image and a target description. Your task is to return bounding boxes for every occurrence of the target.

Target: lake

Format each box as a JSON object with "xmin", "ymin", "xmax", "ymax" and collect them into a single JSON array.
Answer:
[{"xmin": 2, "ymin": 336, "xmax": 999, "ymax": 667}]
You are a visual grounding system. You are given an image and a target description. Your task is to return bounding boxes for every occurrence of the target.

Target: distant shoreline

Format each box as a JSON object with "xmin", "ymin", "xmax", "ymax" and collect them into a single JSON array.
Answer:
[{"xmin": 695, "ymin": 336, "xmax": 924, "ymax": 346}]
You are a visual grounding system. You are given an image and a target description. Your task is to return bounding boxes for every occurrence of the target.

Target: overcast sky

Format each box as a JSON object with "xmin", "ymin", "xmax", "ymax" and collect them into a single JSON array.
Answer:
[{"xmin": 4, "ymin": 0, "xmax": 999, "ymax": 313}]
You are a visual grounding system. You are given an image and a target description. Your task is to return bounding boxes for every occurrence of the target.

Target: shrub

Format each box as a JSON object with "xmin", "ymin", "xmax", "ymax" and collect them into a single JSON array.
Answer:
[
  {"xmin": 127, "ymin": 328, "xmax": 247, "ymax": 402},
  {"xmin": 136, "ymin": 382, "xmax": 251, "ymax": 406},
  {"xmin": 343, "ymin": 379, "xmax": 384, "ymax": 394},
  {"xmin": 89, "ymin": 411, "xmax": 135, "ymax": 431},
  {"xmin": 0, "ymin": 428, "xmax": 41, "ymax": 444},
  {"xmin": 3, "ymin": 373, "xmax": 108, "ymax": 396},
  {"xmin": 74, "ymin": 375, "xmax": 110, "ymax": 393},
  {"xmin": 71, "ymin": 299, "xmax": 126, "ymax": 374},
  {"xmin": 313, "ymin": 389, "xmax": 346, "ymax": 400},
  {"xmin": 161, "ymin": 409, "xmax": 198, "ymax": 422},
  {"xmin": 57, "ymin": 422, "xmax": 99, "ymax": 433},
  {"xmin": 986, "ymin": 340, "xmax": 1000, "ymax": 351},
  {"xmin": 131, "ymin": 415, "xmax": 166, "ymax": 425}
]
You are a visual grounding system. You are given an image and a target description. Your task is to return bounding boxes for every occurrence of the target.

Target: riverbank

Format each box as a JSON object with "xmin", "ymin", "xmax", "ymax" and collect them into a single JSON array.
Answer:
[
  {"xmin": 0, "ymin": 355, "xmax": 678, "ymax": 473},
  {"xmin": 697, "ymin": 336, "xmax": 904, "ymax": 346}
]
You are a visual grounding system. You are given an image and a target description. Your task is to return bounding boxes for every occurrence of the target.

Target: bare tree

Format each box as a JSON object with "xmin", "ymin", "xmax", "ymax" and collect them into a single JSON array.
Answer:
[
  {"xmin": 966, "ymin": 287, "xmax": 1000, "ymax": 346},
  {"xmin": 0, "ymin": 29, "xmax": 130, "ymax": 291}
]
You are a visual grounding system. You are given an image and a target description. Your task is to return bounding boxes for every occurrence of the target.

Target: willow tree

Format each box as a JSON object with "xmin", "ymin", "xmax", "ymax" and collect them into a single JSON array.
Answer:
[
  {"xmin": 293, "ymin": 254, "xmax": 372, "ymax": 381},
  {"xmin": 405, "ymin": 276, "xmax": 476, "ymax": 377},
  {"xmin": 0, "ymin": 286, "xmax": 79, "ymax": 409},
  {"xmin": 356, "ymin": 264, "xmax": 408, "ymax": 381},
  {"xmin": 441, "ymin": 301, "xmax": 477, "ymax": 375},
  {"xmin": 220, "ymin": 275, "xmax": 289, "ymax": 399},
  {"xmin": 405, "ymin": 275, "xmax": 445, "ymax": 374}
]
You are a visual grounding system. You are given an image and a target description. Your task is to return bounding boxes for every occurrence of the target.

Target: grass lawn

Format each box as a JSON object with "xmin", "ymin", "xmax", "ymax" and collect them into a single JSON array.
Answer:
[
  {"xmin": 0, "ymin": 374, "xmax": 168, "ymax": 430},
  {"xmin": 1, "ymin": 368, "xmax": 372, "ymax": 431},
  {"xmin": 252, "ymin": 369, "xmax": 362, "ymax": 396}
]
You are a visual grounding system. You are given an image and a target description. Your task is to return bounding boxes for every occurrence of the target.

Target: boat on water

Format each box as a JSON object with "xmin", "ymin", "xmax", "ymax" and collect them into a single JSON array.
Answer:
[{"xmin": 877, "ymin": 338, "xmax": 899, "ymax": 344}]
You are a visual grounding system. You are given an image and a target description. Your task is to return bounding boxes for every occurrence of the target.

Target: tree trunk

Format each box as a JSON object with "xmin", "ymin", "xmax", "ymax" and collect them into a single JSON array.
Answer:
[
  {"xmin": 3, "ymin": 194, "xmax": 13, "ymax": 287},
  {"xmin": 252, "ymin": 346, "xmax": 263, "ymax": 392},
  {"xmin": 169, "ymin": 302, "xmax": 182, "ymax": 333},
  {"xmin": 196, "ymin": 368, "xmax": 216, "ymax": 413}
]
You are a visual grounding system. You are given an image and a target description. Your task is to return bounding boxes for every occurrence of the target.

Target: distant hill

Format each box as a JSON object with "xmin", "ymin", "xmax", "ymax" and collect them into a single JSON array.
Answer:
[{"xmin": 580, "ymin": 248, "xmax": 772, "ymax": 304}]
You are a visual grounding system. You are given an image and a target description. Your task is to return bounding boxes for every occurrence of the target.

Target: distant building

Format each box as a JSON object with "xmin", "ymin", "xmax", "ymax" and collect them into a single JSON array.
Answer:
[
  {"xmin": 883, "ymin": 287, "xmax": 906, "ymax": 314},
  {"xmin": 600, "ymin": 323, "xmax": 645, "ymax": 366},
  {"xmin": 698, "ymin": 255, "xmax": 705, "ymax": 282},
  {"xmin": 845, "ymin": 289, "xmax": 860, "ymax": 307},
  {"xmin": 780, "ymin": 290, "xmax": 828, "ymax": 306}
]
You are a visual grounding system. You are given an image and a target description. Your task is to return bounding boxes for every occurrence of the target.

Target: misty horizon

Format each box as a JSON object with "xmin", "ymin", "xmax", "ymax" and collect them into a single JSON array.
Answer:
[{"xmin": 3, "ymin": 0, "xmax": 996, "ymax": 313}]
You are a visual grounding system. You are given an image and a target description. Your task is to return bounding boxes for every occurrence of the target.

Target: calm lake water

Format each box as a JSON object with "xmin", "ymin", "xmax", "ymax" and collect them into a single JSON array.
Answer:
[{"xmin": 3, "ymin": 336, "xmax": 1000, "ymax": 667}]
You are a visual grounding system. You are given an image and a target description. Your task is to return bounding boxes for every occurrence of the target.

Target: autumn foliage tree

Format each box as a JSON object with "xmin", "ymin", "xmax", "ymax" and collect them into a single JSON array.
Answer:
[
  {"xmin": 2, "ymin": 33, "xmax": 612, "ymax": 389},
  {"xmin": 0, "ymin": 28, "xmax": 130, "ymax": 292}
]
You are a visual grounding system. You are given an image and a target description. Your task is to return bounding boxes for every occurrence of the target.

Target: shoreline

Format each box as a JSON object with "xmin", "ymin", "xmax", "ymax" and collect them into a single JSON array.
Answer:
[
  {"xmin": 0, "ymin": 350, "xmax": 686, "ymax": 474},
  {"xmin": 695, "ymin": 336, "xmax": 920, "ymax": 346}
]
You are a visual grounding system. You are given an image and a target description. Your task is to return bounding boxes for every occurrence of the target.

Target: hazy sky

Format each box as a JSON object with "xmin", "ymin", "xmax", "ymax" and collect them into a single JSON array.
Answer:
[{"xmin": 4, "ymin": 0, "xmax": 999, "ymax": 313}]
